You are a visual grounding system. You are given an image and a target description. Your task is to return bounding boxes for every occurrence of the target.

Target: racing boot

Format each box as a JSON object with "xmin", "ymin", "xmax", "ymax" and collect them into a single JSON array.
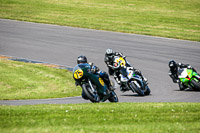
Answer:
[
  {"xmin": 135, "ymin": 69, "xmax": 148, "ymax": 84},
  {"xmin": 109, "ymin": 85, "xmax": 115, "ymax": 91},
  {"xmin": 120, "ymin": 84, "xmax": 126, "ymax": 92},
  {"xmin": 114, "ymin": 75, "xmax": 120, "ymax": 85}
]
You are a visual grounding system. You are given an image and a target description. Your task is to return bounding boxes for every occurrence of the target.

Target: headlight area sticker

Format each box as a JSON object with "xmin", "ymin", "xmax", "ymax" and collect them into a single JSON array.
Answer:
[{"xmin": 74, "ymin": 69, "xmax": 83, "ymax": 79}]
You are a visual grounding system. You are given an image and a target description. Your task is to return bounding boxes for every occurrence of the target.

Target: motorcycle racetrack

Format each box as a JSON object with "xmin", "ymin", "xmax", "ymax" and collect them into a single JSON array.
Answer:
[{"xmin": 0, "ymin": 19, "xmax": 200, "ymax": 105}]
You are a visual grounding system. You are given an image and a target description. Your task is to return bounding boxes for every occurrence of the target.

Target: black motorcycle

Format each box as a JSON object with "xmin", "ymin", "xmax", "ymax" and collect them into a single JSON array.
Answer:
[{"xmin": 73, "ymin": 63, "xmax": 118, "ymax": 103}]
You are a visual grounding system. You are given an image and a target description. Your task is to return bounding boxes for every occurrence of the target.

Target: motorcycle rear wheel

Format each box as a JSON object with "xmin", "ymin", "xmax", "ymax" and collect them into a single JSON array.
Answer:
[{"xmin": 82, "ymin": 83, "xmax": 100, "ymax": 103}]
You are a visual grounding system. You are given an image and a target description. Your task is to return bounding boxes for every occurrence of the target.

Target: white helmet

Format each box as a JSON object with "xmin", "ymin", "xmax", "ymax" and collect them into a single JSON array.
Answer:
[{"xmin": 106, "ymin": 48, "xmax": 113, "ymax": 55}]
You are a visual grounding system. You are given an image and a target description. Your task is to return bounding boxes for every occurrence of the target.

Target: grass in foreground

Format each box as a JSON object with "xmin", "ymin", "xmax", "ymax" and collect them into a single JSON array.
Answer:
[
  {"xmin": 0, "ymin": 103, "xmax": 200, "ymax": 133},
  {"xmin": 0, "ymin": 59, "xmax": 81, "ymax": 100},
  {"xmin": 0, "ymin": 0, "xmax": 200, "ymax": 41}
]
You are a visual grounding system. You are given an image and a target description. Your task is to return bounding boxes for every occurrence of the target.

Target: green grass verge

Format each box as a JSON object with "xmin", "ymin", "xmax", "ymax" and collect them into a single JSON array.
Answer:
[
  {"xmin": 0, "ymin": 103, "xmax": 200, "ymax": 133},
  {"xmin": 0, "ymin": 59, "xmax": 81, "ymax": 100},
  {"xmin": 0, "ymin": 0, "xmax": 199, "ymax": 41}
]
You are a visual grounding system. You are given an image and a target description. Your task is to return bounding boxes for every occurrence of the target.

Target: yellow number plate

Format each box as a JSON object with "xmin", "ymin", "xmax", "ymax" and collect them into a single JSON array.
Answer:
[{"xmin": 74, "ymin": 69, "xmax": 84, "ymax": 79}]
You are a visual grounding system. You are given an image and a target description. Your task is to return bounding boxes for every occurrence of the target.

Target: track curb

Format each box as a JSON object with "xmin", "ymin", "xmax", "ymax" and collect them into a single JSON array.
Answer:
[{"xmin": 0, "ymin": 55, "xmax": 73, "ymax": 71}]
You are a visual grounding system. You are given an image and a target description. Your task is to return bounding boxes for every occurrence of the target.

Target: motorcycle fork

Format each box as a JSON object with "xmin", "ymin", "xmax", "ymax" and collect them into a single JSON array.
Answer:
[
  {"xmin": 88, "ymin": 79, "xmax": 96, "ymax": 93},
  {"xmin": 132, "ymin": 79, "xmax": 146, "ymax": 90}
]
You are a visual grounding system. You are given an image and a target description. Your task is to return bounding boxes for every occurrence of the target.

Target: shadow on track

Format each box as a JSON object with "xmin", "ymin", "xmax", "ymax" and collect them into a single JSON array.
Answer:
[{"xmin": 120, "ymin": 94, "xmax": 152, "ymax": 97}]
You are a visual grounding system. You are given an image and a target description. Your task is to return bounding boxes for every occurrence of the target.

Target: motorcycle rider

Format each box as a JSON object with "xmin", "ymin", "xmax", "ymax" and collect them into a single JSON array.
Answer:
[
  {"xmin": 104, "ymin": 48, "xmax": 147, "ymax": 91},
  {"xmin": 76, "ymin": 55, "xmax": 114, "ymax": 96},
  {"xmin": 168, "ymin": 60, "xmax": 199, "ymax": 90}
]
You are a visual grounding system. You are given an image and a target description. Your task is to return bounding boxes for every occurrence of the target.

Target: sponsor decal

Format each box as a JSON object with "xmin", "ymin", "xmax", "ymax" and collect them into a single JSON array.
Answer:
[{"xmin": 99, "ymin": 78, "xmax": 104, "ymax": 86}]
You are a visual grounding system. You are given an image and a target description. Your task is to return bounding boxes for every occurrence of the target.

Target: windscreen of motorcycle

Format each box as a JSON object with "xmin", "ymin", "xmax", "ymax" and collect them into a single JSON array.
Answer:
[{"xmin": 178, "ymin": 68, "xmax": 188, "ymax": 78}]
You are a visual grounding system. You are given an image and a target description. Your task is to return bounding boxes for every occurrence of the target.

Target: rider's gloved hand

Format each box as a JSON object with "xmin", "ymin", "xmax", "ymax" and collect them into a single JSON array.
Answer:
[
  {"xmin": 91, "ymin": 66, "xmax": 99, "ymax": 73},
  {"xmin": 116, "ymin": 52, "xmax": 125, "ymax": 58},
  {"xmin": 91, "ymin": 69, "xmax": 95, "ymax": 73},
  {"xmin": 128, "ymin": 67, "xmax": 134, "ymax": 70},
  {"xmin": 134, "ymin": 69, "xmax": 141, "ymax": 75},
  {"xmin": 88, "ymin": 62, "xmax": 93, "ymax": 67},
  {"xmin": 187, "ymin": 65, "xmax": 192, "ymax": 69}
]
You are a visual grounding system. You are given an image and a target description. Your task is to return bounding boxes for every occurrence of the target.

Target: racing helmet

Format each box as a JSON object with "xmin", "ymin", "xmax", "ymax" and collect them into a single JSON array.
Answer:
[
  {"xmin": 106, "ymin": 48, "xmax": 113, "ymax": 55},
  {"xmin": 77, "ymin": 55, "xmax": 87, "ymax": 64},
  {"xmin": 168, "ymin": 60, "xmax": 177, "ymax": 70}
]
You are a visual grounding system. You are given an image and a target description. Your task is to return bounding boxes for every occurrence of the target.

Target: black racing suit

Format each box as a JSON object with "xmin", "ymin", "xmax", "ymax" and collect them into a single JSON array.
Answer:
[
  {"xmin": 104, "ymin": 52, "xmax": 146, "ymax": 86},
  {"xmin": 168, "ymin": 63, "xmax": 198, "ymax": 90},
  {"xmin": 104, "ymin": 52, "xmax": 131, "ymax": 75}
]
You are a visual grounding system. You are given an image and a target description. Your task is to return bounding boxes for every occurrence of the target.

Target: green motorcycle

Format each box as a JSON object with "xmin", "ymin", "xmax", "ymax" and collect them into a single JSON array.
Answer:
[
  {"xmin": 73, "ymin": 63, "xmax": 118, "ymax": 103},
  {"xmin": 178, "ymin": 68, "xmax": 200, "ymax": 91}
]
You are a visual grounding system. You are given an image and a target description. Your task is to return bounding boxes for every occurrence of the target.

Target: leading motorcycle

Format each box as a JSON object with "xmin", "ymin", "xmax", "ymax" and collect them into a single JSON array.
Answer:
[
  {"xmin": 178, "ymin": 68, "xmax": 200, "ymax": 91},
  {"xmin": 73, "ymin": 63, "xmax": 118, "ymax": 103}
]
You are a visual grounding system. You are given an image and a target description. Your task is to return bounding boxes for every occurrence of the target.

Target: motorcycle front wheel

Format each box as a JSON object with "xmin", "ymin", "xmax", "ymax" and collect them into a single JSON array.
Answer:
[
  {"xmin": 108, "ymin": 91, "xmax": 118, "ymax": 102},
  {"xmin": 144, "ymin": 86, "xmax": 151, "ymax": 95},
  {"xmin": 82, "ymin": 83, "xmax": 100, "ymax": 103},
  {"xmin": 129, "ymin": 81, "xmax": 145, "ymax": 96},
  {"xmin": 178, "ymin": 82, "xmax": 187, "ymax": 91},
  {"xmin": 190, "ymin": 79, "xmax": 200, "ymax": 91}
]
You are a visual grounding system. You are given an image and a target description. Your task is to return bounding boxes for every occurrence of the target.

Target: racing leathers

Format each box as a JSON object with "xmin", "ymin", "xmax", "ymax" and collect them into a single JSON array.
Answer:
[
  {"xmin": 168, "ymin": 63, "xmax": 198, "ymax": 83},
  {"xmin": 75, "ymin": 62, "xmax": 114, "ymax": 91},
  {"xmin": 168, "ymin": 62, "xmax": 198, "ymax": 90},
  {"xmin": 104, "ymin": 52, "xmax": 147, "ymax": 87},
  {"xmin": 89, "ymin": 62, "xmax": 114, "ymax": 90}
]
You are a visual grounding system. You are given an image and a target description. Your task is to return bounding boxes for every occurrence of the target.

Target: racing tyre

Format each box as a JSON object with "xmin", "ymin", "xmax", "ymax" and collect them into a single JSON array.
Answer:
[
  {"xmin": 144, "ymin": 86, "xmax": 151, "ymax": 95},
  {"xmin": 108, "ymin": 91, "xmax": 118, "ymax": 102},
  {"xmin": 178, "ymin": 82, "xmax": 187, "ymax": 91},
  {"xmin": 190, "ymin": 79, "xmax": 200, "ymax": 91},
  {"xmin": 82, "ymin": 83, "xmax": 100, "ymax": 103},
  {"xmin": 129, "ymin": 81, "xmax": 145, "ymax": 96}
]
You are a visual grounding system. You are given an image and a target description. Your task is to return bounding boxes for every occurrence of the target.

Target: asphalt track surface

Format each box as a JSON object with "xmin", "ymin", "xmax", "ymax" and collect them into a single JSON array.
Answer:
[{"xmin": 0, "ymin": 19, "xmax": 200, "ymax": 105}]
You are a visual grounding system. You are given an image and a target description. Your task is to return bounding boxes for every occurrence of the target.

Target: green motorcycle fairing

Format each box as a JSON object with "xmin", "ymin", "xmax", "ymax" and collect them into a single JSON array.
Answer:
[
  {"xmin": 179, "ymin": 68, "xmax": 199, "ymax": 85},
  {"xmin": 73, "ymin": 63, "xmax": 108, "ymax": 95}
]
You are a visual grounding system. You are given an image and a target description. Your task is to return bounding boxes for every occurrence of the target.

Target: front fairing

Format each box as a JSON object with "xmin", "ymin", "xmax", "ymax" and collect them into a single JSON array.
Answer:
[
  {"xmin": 113, "ymin": 56, "xmax": 126, "ymax": 68},
  {"xmin": 73, "ymin": 63, "xmax": 90, "ymax": 80},
  {"xmin": 120, "ymin": 68, "xmax": 142, "ymax": 82},
  {"xmin": 178, "ymin": 68, "xmax": 197, "ymax": 83}
]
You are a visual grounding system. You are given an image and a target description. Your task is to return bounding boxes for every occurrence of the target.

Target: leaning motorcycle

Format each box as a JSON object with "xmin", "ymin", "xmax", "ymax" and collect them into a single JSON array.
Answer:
[
  {"xmin": 73, "ymin": 63, "xmax": 118, "ymax": 103},
  {"xmin": 178, "ymin": 68, "xmax": 200, "ymax": 91},
  {"xmin": 112, "ymin": 56, "xmax": 150, "ymax": 96}
]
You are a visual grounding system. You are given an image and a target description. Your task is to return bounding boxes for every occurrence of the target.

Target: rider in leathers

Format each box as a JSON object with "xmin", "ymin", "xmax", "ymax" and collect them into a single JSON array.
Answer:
[
  {"xmin": 76, "ymin": 55, "xmax": 114, "ymax": 99},
  {"xmin": 104, "ymin": 48, "xmax": 147, "ymax": 91},
  {"xmin": 168, "ymin": 60, "xmax": 199, "ymax": 90}
]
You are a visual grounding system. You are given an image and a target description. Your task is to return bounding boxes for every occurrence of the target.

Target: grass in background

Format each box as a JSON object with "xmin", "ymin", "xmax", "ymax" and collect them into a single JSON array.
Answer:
[
  {"xmin": 0, "ymin": 59, "xmax": 81, "ymax": 100},
  {"xmin": 0, "ymin": 103, "xmax": 200, "ymax": 133},
  {"xmin": 0, "ymin": 0, "xmax": 199, "ymax": 41}
]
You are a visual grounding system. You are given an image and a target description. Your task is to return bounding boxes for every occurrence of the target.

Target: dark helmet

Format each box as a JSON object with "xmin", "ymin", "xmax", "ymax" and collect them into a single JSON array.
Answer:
[
  {"xmin": 77, "ymin": 55, "xmax": 87, "ymax": 64},
  {"xmin": 106, "ymin": 48, "xmax": 113, "ymax": 55},
  {"xmin": 169, "ymin": 60, "xmax": 177, "ymax": 69}
]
